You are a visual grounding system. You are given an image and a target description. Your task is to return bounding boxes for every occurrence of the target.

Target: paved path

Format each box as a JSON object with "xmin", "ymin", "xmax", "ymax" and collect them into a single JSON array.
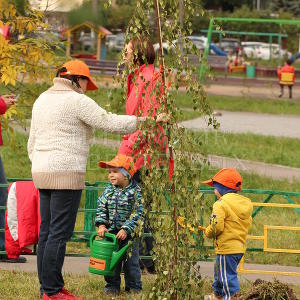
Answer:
[
  {"xmin": 180, "ymin": 110, "xmax": 300, "ymax": 139},
  {"xmin": 205, "ymin": 83, "xmax": 300, "ymax": 99},
  {"xmin": 98, "ymin": 75, "xmax": 300, "ymax": 100},
  {"xmin": 0, "ymin": 255, "xmax": 299, "ymax": 285}
]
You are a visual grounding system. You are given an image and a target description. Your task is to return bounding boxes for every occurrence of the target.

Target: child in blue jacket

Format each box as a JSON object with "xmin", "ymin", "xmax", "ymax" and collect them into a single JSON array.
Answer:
[{"xmin": 95, "ymin": 154, "xmax": 143, "ymax": 295}]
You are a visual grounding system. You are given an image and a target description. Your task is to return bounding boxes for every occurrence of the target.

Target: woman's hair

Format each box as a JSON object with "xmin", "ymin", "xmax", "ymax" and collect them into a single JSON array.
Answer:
[
  {"xmin": 56, "ymin": 67, "xmax": 88, "ymax": 89},
  {"xmin": 130, "ymin": 37, "xmax": 155, "ymax": 66}
]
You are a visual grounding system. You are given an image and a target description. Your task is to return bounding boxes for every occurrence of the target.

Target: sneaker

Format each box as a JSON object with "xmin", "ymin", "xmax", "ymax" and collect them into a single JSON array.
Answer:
[
  {"xmin": 0, "ymin": 254, "xmax": 27, "ymax": 263},
  {"xmin": 43, "ymin": 289, "xmax": 84, "ymax": 300},
  {"xmin": 104, "ymin": 288, "xmax": 120, "ymax": 296},
  {"xmin": 43, "ymin": 292, "xmax": 72, "ymax": 299},
  {"xmin": 231, "ymin": 292, "xmax": 241, "ymax": 299},
  {"xmin": 125, "ymin": 288, "xmax": 142, "ymax": 294},
  {"xmin": 61, "ymin": 287, "xmax": 84, "ymax": 300}
]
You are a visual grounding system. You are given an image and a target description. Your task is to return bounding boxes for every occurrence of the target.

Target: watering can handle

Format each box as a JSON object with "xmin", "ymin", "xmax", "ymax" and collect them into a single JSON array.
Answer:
[
  {"xmin": 104, "ymin": 232, "xmax": 117, "ymax": 246},
  {"xmin": 89, "ymin": 231, "xmax": 99, "ymax": 249},
  {"xmin": 89, "ymin": 232, "xmax": 118, "ymax": 248}
]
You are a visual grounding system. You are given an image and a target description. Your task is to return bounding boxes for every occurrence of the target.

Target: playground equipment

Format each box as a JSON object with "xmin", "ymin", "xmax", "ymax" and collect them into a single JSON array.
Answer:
[
  {"xmin": 89, "ymin": 232, "xmax": 129, "ymax": 276},
  {"xmin": 63, "ymin": 21, "xmax": 112, "ymax": 61},
  {"xmin": 209, "ymin": 43, "xmax": 227, "ymax": 56},
  {"xmin": 200, "ymin": 17, "xmax": 300, "ymax": 81},
  {"xmin": 290, "ymin": 52, "xmax": 300, "ymax": 64},
  {"xmin": 201, "ymin": 29, "xmax": 289, "ymax": 61}
]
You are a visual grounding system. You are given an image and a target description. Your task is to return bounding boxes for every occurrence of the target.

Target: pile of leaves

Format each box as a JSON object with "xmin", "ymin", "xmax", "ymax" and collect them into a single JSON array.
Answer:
[{"xmin": 244, "ymin": 279, "xmax": 298, "ymax": 300}]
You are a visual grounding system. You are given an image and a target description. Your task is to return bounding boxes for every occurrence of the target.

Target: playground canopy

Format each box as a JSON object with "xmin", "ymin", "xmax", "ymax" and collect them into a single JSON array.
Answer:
[{"xmin": 63, "ymin": 21, "xmax": 112, "ymax": 60}]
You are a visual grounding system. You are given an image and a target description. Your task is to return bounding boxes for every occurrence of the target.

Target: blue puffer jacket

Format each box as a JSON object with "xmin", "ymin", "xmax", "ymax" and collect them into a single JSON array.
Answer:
[{"xmin": 95, "ymin": 181, "xmax": 144, "ymax": 237}]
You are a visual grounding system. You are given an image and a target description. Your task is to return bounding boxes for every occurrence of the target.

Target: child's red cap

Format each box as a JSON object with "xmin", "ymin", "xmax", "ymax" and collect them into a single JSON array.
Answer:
[{"xmin": 202, "ymin": 168, "xmax": 242, "ymax": 191}]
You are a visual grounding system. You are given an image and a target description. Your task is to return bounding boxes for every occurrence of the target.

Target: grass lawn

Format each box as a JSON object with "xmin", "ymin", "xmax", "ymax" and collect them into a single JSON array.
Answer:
[
  {"xmin": 0, "ymin": 270, "xmax": 299, "ymax": 300},
  {"xmin": 94, "ymin": 129, "xmax": 300, "ymax": 169},
  {"xmin": 192, "ymin": 130, "xmax": 300, "ymax": 169},
  {"xmin": 175, "ymin": 92, "xmax": 300, "ymax": 116},
  {"xmin": 88, "ymin": 87, "xmax": 300, "ymax": 116}
]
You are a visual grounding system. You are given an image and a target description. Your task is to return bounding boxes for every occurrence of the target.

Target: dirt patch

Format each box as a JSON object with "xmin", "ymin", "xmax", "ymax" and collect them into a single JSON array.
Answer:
[{"xmin": 244, "ymin": 279, "xmax": 298, "ymax": 300}]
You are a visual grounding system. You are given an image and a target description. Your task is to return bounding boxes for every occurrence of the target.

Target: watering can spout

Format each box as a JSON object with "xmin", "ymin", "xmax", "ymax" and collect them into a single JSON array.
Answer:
[{"xmin": 110, "ymin": 243, "xmax": 130, "ymax": 271}]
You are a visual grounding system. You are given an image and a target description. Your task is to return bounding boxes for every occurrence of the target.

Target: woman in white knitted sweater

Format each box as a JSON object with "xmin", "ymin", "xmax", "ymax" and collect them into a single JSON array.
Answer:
[{"xmin": 27, "ymin": 60, "xmax": 162, "ymax": 300}]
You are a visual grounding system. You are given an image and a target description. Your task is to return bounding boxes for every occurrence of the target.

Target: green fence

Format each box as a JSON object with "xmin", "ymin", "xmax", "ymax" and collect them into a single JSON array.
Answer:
[{"xmin": 1, "ymin": 180, "xmax": 300, "ymax": 260}]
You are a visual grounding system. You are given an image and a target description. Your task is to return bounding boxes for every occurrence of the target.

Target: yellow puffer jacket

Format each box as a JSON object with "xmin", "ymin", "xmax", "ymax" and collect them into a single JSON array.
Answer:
[{"xmin": 205, "ymin": 193, "xmax": 253, "ymax": 254}]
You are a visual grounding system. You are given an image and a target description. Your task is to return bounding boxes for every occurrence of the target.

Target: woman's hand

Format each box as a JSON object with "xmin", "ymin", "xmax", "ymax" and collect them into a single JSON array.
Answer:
[
  {"xmin": 156, "ymin": 112, "xmax": 170, "ymax": 123},
  {"xmin": 97, "ymin": 225, "xmax": 108, "ymax": 237},
  {"xmin": 116, "ymin": 229, "xmax": 127, "ymax": 240}
]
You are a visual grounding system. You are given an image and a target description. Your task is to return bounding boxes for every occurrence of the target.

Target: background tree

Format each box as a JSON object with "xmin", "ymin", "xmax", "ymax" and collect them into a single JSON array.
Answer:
[
  {"xmin": 67, "ymin": 0, "xmax": 135, "ymax": 30},
  {"xmin": 0, "ymin": 1, "xmax": 62, "ymax": 144},
  {"xmin": 271, "ymin": 0, "xmax": 300, "ymax": 17},
  {"xmin": 8, "ymin": 0, "xmax": 28, "ymax": 15},
  {"xmin": 110, "ymin": 0, "xmax": 215, "ymax": 298}
]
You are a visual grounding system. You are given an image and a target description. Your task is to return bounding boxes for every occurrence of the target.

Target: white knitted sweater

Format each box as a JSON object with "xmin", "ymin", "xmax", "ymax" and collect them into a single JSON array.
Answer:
[{"xmin": 28, "ymin": 78, "xmax": 138, "ymax": 190}]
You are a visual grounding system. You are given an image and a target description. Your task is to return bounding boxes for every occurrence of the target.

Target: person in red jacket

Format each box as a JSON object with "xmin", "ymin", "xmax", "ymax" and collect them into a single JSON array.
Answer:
[
  {"xmin": 118, "ymin": 36, "xmax": 167, "ymax": 174},
  {"xmin": 277, "ymin": 58, "xmax": 295, "ymax": 99},
  {"xmin": 117, "ymin": 37, "xmax": 167, "ymax": 273},
  {"xmin": 0, "ymin": 94, "xmax": 26, "ymax": 263}
]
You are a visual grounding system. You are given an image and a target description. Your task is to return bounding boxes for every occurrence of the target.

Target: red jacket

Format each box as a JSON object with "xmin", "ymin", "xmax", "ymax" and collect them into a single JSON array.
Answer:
[
  {"xmin": 118, "ymin": 64, "xmax": 167, "ymax": 170},
  {"xmin": 5, "ymin": 181, "xmax": 40, "ymax": 259},
  {"xmin": 0, "ymin": 97, "xmax": 7, "ymax": 146},
  {"xmin": 277, "ymin": 64, "xmax": 295, "ymax": 84}
]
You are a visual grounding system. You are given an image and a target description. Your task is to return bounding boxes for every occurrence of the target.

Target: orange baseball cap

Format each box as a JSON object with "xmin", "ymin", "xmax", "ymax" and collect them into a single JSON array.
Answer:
[
  {"xmin": 98, "ymin": 154, "xmax": 137, "ymax": 177},
  {"xmin": 202, "ymin": 168, "xmax": 242, "ymax": 191},
  {"xmin": 60, "ymin": 60, "xmax": 98, "ymax": 91}
]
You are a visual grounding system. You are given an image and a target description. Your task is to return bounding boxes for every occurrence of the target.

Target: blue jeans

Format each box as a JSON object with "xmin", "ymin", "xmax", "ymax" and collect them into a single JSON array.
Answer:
[
  {"xmin": 104, "ymin": 238, "xmax": 142, "ymax": 293},
  {"xmin": 213, "ymin": 254, "xmax": 243, "ymax": 299},
  {"xmin": 0, "ymin": 155, "xmax": 7, "ymax": 252},
  {"xmin": 38, "ymin": 189, "xmax": 82, "ymax": 296}
]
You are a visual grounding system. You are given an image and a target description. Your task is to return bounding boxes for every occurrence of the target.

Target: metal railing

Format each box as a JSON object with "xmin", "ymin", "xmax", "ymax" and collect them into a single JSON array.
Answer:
[{"xmin": 1, "ymin": 179, "xmax": 299, "ymax": 276}]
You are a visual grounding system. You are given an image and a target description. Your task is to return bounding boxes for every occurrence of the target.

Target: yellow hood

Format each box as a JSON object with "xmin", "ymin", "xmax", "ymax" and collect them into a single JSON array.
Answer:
[{"xmin": 222, "ymin": 193, "xmax": 253, "ymax": 220}]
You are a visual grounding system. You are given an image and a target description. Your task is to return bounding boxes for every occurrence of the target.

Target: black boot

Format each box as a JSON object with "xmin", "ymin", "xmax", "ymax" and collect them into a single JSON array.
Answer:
[{"xmin": 0, "ymin": 254, "xmax": 27, "ymax": 263}]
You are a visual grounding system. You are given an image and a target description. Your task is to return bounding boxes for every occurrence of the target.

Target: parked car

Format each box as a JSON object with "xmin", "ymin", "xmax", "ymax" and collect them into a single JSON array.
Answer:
[
  {"xmin": 153, "ymin": 35, "xmax": 207, "ymax": 54},
  {"xmin": 79, "ymin": 33, "xmax": 94, "ymax": 51},
  {"xmin": 241, "ymin": 42, "xmax": 263, "ymax": 58},
  {"xmin": 242, "ymin": 41, "xmax": 291, "ymax": 60},
  {"xmin": 113, "ymin": 33, "xmax": 125, "ymax": 51},
  {"xmin": 106, "ymin": 34, "xmax": 117, "ymax": 50},
  {"xmin": 258, "ymin": 44, "xmax": 291, "ymax": 60},
  {"xmin": 217, "ymin": 38, "xmax": 241, "ymax": 53}
]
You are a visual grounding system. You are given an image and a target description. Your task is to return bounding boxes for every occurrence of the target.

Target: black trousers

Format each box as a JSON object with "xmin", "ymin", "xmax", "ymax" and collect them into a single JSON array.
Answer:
[
  {"xmin": 132, "ymin": 171, "xmax": 154, "ymax": 269},
  {"xmin": 280, "ymin": 84, "xmax": 293, "ymax": 98},
  {"xmin": 38, "ymin": 189, "xmax": 82, "ymax": 296}
]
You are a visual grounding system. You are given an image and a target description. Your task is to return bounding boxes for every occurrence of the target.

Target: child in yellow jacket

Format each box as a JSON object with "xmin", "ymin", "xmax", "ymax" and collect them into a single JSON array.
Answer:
[{"xmin": 203, "ymin": 168, "xmax": 253, "ymax": 300}]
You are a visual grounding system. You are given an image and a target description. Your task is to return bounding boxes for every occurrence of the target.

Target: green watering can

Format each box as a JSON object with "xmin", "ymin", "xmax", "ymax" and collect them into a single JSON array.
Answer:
[{"xmin": 89, "ymin": 232, "xmax": 129, "ymax": 276}]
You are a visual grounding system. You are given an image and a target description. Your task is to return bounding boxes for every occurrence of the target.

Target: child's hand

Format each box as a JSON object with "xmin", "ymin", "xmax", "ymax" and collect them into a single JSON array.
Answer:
[
  {"xmin": 116, "ymin": 229, "xmax": 127, "ymax": 240},
  {"xmin": 97, "ymin": 225, "xmax": 108, "ymax": 237},
  {"xmin": 198, "ymin": 226, "xmax": 206, "ymax": 232}
]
